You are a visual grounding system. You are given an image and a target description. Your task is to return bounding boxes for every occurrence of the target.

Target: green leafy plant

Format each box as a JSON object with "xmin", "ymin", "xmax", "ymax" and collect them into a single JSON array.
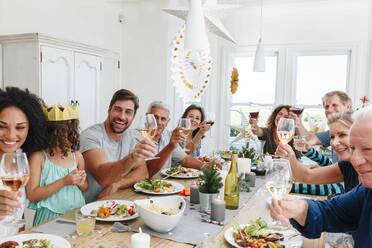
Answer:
[
  {"xmin": 198, "ymin": 166, "xmax": 223, "ymax": 194},
  {"xmin": 238, "ymin": 142, "xmax": 256, "ymax": 160}
]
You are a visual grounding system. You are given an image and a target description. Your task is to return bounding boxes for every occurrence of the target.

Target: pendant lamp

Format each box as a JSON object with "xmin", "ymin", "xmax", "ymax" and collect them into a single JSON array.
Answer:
[
  {"xmin": 253, "ymin": 0, "xmax": 265, "ymax": 72},
  {"xmin": 184, "ymin": 0, "xmax": 209, "ymax": 50}
]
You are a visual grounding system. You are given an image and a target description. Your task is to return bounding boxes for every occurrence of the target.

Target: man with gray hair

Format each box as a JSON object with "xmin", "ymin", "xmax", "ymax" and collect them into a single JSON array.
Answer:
[
  {"xmin": 146, "ymin": 101, "xmax": 207, "ymax": 177},
  {"xmin": 269, "ymin": 104, "xmax": 372, "ymax": 247}
]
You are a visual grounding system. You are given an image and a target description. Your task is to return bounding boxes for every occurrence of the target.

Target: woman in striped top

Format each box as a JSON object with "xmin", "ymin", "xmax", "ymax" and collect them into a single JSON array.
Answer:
[{"xmin": 276, "ymin": 112, "xmax": 359, "ymax": 194}]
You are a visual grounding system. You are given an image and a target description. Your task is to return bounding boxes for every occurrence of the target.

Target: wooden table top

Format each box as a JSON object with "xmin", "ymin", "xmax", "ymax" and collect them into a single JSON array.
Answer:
[{"xmin": 29, "ymin": 178, "xmax": 325, "ymax": 248}]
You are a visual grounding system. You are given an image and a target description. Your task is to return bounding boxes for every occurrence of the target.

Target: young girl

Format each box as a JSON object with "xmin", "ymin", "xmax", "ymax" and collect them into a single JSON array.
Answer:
[{"xmin": 26, "ymin": 103, "xmax": 88, "ymax": 226}]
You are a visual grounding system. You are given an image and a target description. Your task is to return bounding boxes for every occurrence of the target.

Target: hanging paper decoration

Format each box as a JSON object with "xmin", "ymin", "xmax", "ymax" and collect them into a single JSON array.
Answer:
[
  {"xmin": 170, "ymin": 25, "xmax": 212, "ymax": 101},
  {"xmin": 230, "ymin": 67, "xmax": 239, "ymax": 94}
]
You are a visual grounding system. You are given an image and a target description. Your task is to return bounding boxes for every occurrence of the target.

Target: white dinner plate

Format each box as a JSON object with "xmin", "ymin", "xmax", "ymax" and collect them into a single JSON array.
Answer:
[
  {"xmin": 160, "ymin": 168, "xmax": 201, "ymax": 179},
  {"xmin": 80, "ymin": 199, "xmax": 138, "ymax": 222},
  {"xmin": 134, "ymin": 180, "xmax": 184, "ymax": 195},
  {"xmin": 0, "ymin": 233, "xmax": 71, "ymax": 248},
  {"xmin": 224, "ymin": 224, "xmax": 303, "ymax": 248}
]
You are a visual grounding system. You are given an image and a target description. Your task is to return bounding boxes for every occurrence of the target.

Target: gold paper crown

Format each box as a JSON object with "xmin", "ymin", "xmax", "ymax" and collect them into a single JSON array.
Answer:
[{"xmin": 43, "ymin": 101, "xmax": 80, "ymax": 121}]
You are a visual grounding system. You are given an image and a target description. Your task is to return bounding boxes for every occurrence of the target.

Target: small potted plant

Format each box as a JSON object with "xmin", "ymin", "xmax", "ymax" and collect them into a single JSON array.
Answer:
[{"xmin": 198, "ymin": 165, "xmax": 223, "ymax": 212}]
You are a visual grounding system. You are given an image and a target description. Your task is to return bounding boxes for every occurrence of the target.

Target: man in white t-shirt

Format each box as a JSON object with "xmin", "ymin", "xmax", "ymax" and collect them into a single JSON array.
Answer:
[{"xmin": 146, "ymin": 101, "xmax": 208, "ymax": 178}]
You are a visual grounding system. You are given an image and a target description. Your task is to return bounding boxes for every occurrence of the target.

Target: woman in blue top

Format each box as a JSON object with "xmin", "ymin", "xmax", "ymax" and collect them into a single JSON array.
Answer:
[
  {"xmin": 276, "ymin": 112, "xmax": 359, "ymax": 193},
  {"xmin": 181, "ymin": 104, "xmax": 212, "ymax": 157},
  {"xmin": 27, "ymin": 103, "xmax": 88, "ymax": 226}
]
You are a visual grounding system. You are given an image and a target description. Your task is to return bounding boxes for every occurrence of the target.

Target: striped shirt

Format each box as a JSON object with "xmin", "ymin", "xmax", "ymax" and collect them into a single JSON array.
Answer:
[{"xmin": 290, "ymin": 148, "xmax": 345, "ymax": 196}]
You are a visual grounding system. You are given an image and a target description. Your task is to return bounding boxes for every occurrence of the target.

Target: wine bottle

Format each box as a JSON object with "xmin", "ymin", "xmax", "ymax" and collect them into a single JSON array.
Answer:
[{"xmin": 224, "ymin": 152, "xmax": 240, "ymax": 209}]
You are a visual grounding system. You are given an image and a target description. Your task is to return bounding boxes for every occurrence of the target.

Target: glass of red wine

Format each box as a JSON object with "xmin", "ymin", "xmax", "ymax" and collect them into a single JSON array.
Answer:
[
  {"xmin": 249, "ymin": 111, "xmax": 260, "ymax": 119},
  {"xmin": 0, "ymin": 152, "xmax": 30, "ymax": 227},
  {"xmin": 289, "ymin": 106, "xmax": 304, "ymax": 116}
]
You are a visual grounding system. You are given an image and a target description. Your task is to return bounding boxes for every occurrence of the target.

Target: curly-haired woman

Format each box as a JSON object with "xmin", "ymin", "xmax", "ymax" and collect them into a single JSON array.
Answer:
[
  {"xmin": 0, "ymin": 87, "xmax": 48, "ymax": 236},
  {"xmin": 249, "ymin": 105, "xmax": 300, "ymax": 157},
  {"xmin": 27, "ymin": 104, "xmax": 88, "ymax": 226}
]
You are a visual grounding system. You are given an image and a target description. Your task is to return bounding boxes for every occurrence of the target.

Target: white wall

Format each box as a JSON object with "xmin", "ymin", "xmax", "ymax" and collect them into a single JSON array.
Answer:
[
  {"xmin": 0, "ymin": 0, "xmax": 122, "ymax": 52},
  {"xmin": 121, "ymin": 0, "xmax": 171, "ymax": 120}
]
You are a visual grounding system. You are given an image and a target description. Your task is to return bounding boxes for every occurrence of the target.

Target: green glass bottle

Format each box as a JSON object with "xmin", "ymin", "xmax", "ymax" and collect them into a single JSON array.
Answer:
[{"xmin": 224, "ymin": 151, "xmax": 240, "ymax": 209}]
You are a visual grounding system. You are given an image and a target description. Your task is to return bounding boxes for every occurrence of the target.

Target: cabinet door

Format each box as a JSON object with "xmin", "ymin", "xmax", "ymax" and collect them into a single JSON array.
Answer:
[
  {"xmin": 74, "ymin": 53, "xmax": 100, "ymax": 130},
  {"xmin": 40, "ymin": 46, "xmax": 74, "ymax": 105},
  {"xmin": 99, "ymin": 55, "xmax": 121, "ymax": 122}
]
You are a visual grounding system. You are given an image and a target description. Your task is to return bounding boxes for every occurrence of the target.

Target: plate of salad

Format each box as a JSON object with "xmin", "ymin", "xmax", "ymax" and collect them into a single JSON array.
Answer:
[
  {"xmin": 80, "ymin": 200, "xmax": 138, "ymax": 221},
  {"xmin": 161, "ymin": 166, "xmax": 201, "ymax": 179},
  {"xmin": 224, "ymin": 218, "xmax": 303, "ymax": 248},
  {"xmin": 0, "ymin": 233, "xmax": 70, "ymax": 248},
  {"xmin": 134, "ymin": 179, "xmax": 184, "ymax": 195}
]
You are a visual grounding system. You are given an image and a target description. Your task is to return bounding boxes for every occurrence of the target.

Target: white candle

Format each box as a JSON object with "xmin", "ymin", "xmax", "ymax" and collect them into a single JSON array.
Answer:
[
  {"xmin": 131, "ymin": 227, "xmax": 150, "ymax": 248},
  {"xmin": 211, "ymin": 196, "xmax": 225, "ymax": 222},
  {"xmin": 190, "ymin": 183, "xmax": 200, "ymax": 204}
]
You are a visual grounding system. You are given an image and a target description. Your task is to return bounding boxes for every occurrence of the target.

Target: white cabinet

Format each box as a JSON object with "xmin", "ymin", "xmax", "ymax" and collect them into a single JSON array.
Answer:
[{"xmin": 0, "ymin": 33, "xmax": 120, "ymax": 130}]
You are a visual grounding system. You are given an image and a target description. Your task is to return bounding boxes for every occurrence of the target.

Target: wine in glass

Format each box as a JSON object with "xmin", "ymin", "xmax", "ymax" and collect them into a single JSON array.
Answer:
[
  {"xmin": 137, "ymin": 114, "xmax": 159, "ymax": 160},
  {"xmin": 0, "ymin": 152, "xmax": 30, "ymax": 227},
  {"xmin": 178, "ymin": 118, "xmax": 192, "ymax": 152},
  {"xmin": 265, "ymin": 158, "xmax": 293, "ymax": 230},
  {"xmin": 277, "ymin": 118, "xmax": 295, "ymax": 144},
  {"xmin": 289, "ymin": 105, "xmax": 304, "ymax": 116}
]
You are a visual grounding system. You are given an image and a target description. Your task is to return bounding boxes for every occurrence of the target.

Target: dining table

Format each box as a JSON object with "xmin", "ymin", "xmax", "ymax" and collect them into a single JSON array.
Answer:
[{"xmin": 25, "ymin": 177, "xmax": 326, "ymax": 248}]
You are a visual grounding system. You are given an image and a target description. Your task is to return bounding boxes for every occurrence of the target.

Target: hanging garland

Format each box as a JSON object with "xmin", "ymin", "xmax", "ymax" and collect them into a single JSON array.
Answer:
[{"xmin": 170, "ymin": 24, "xmax": 212, "ymax": 101}]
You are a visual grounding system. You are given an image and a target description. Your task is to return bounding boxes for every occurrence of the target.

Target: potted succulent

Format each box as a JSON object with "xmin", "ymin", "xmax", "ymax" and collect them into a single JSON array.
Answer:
[{"xmin": 198, "ymin": 166, "xmax": 223, "ymax": 212}]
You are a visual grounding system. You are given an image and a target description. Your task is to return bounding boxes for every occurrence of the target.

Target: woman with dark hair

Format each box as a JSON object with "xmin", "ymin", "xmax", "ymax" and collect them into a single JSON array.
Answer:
[
  {"xmin": 0, "ymin": 87, "xmax": 47, "ymax": 237},
  {"xmin": 249, "ymin": 105, "xmax": 299, "ymax": 156},
  {"xmin": 181, "ymin": 104, "xmax": 212, "ymax": 157}
]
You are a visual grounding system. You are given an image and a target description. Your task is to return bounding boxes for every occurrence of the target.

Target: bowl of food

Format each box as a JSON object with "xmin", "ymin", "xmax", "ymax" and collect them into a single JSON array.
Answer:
[{"xmin": 134, "ymin": 196, "xmax": 186, "ymax": 233}]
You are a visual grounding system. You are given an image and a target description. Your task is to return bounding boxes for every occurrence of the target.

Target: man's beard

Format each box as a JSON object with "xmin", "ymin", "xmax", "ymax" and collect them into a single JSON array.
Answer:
[{"xmin": 109, "ymin": 118, "xmax": 129, "ymax": 134}]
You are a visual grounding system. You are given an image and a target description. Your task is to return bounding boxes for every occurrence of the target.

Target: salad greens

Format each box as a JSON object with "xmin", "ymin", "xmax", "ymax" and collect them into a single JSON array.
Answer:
[{"xmin": 136, "ymin": 179, "xmax": 174, "ymax": 192}]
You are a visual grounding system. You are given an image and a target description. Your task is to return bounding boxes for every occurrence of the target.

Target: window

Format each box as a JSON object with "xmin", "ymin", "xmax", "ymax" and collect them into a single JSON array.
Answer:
[
  {"xmin": 229, "ymin": 56, "xmax": 278, "ymax": 144},
  {"xmin": 295, "ymin": 54, "xmax": 349, "ymax": 106},
  {"xmin": 295, "ymin": 53, "xmax": 349, "ymax": 131}
]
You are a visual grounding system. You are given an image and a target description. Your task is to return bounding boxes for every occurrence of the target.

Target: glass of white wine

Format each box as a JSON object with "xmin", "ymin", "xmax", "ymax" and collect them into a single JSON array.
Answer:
[
  {"xmin": 277, "ymin": 118, "xmax": 295, "ymax": 144},
  {"xmin": 265, "ymin": 158, "xmax": 293, "ymax": 230},
  {"xmin": 137, "ymin": 114, "xmax": 159, "ymax": 160},
  {"xmin": 0, "ymin": 152, "xmax": 30, "ymax": 227},
  {"xmin": 178, "ymin": 118, "xmax": 192, "ymax": 152}
]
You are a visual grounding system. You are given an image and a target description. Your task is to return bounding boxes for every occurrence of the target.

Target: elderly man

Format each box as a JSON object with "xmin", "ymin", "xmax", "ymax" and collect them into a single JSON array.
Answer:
[
  {"xmin": 80, "ymin": 89, "xmax": 156, "ymax": 203},
  {"xmin": 269, "ymin": 104, "xmax": 372, "ymax": 247},
  {"xmin": 146, "ymin": 101, "xmax": 207, "ymax": 177}
]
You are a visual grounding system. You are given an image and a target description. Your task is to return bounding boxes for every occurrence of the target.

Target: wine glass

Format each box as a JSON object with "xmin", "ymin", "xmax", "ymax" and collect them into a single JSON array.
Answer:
[
  {"xmin": 289, "ymin": 105, "xmax": 304, "ymax": 116},
  {"xmin": 0, "ymin": 152, "xmax": 30, "ymax": 227},
  {"xmin": 265, "ymin": 158, "xmax": 293, "ymax": 230},
  {"xmin": 178, "ymin": 118, "xmax": 192, "ymax": 152},
  {"xmin": 136, "ymin": 114, "xmax": 159, "ymax": 160},
  {"xmin": 276, "ymin": 118, "xmax": 295, "ymax": 145}
]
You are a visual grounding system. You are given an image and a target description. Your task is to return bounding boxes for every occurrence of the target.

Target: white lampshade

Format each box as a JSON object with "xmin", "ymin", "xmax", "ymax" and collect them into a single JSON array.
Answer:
[
  {"xmin": 253, "ymin": 38, "xmax": 265, "ymax": 72},
  {"xmin": 184, "ymin": 0, "xmax": 209, "ymax": 50}
]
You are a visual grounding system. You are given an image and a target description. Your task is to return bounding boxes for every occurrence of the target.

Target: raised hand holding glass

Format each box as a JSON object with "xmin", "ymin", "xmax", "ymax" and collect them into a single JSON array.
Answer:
[{"xmin": 0, "ymin": 152, "xmax": 29, "ymax": 227}]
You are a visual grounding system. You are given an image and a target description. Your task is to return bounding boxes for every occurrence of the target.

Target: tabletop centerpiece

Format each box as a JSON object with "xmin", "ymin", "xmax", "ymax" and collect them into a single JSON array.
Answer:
[{"xmin": 198, "ymin": 164, "xmax": 223, "ymax": 212}]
